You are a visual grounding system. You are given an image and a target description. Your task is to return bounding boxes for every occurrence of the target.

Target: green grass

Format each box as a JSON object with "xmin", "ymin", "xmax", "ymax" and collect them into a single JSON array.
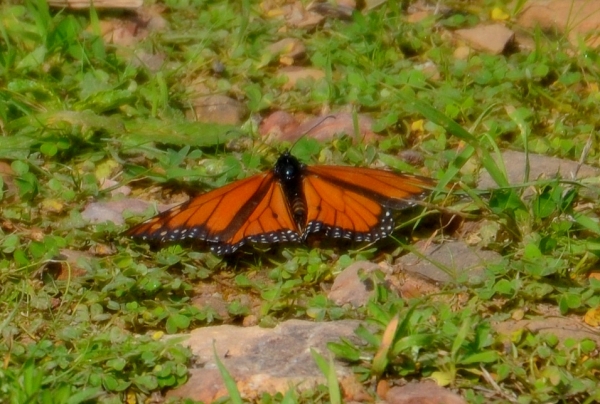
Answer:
[{"xmin": 1, "ymin": 0, "xmax": 600, "ymax": 402}]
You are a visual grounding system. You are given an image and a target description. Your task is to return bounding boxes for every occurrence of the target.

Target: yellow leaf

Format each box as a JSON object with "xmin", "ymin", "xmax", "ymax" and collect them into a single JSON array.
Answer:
[
  {"xmin": 430, "ymin": 371, "xmax": 453, "ymax": 386},
  {"xmin": 491, "ymin": 7, "xmax": 509, "ymax": 21},
  {"xmin": 584, "ymin": 307, "xmax": 600, "ymax": 327},
  {"xmin": 511, "ymin": 308, "xmax": 525, "ymax": 320},
  {"xmin": 95, "ymin": 159, "xmax": 120, "ymax": 181},
  {"xmin": 41, "ymin": 198, "xmax": 64, "ymax": 213},
  {"xmin": 411, "ymin": 119, "xmax": 424, "ymax": 132}
]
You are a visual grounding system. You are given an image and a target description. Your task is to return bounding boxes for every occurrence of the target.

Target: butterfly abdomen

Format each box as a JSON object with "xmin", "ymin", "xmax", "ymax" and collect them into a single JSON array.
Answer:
[{"xmin": 274, "ymin": 152, "xmax": 308, "ymax": 230}]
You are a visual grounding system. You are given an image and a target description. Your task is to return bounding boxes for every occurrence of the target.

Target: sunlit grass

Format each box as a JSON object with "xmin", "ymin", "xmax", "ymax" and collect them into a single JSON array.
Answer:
[{"xmin": 1, "ymin": 0, "xmax": 600, "ymax": 402}]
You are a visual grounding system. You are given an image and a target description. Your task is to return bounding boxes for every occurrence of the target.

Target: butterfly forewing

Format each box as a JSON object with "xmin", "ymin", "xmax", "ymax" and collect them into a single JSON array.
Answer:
[
  {"xmin": 306, "ymin": 165, "xmax": 434, "ymax": 208},
  {"xmin": 302, "ymin": 165, "xmax": 434, "ymax": 242}
]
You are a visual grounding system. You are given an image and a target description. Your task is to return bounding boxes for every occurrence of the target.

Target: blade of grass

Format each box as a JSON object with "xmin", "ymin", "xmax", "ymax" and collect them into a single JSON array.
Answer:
[
  {"xmin": 402, "ymin": 93, "xmax": 509, "ymax": 187},
  {"xmin": 311, "ymin": 349, "xmax": 341, "ymax": 404},
  {"xmin": 234, "ymin": 0, "xmax": 250, "ymax": 52},
  {"xmin": 213, "ymin": 342, "xmax": 243, "ymax": 404}
]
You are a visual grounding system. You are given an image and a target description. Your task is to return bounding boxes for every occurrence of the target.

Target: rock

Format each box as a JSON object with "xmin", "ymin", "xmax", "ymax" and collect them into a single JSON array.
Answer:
[
  {"xmin": 384, "ymin": 381, "xmax": 467, "ymax": 404},
  {"xmin": 518, "ymin": 0, "xmax": 600, "ymax": 47},
  {"xmin": 477, "ymin": 150, "xmax": 600, "ymax": 189},
  {"xmin": 453, "ymin": 45, "xmax": 470, "ymax": 60},
  {"xmin": 407, "ymin": 10, "xmax": 434, "ymax": 24},
  {"xmin": 277, "ymin": 66, "xmax": 326, "ymax": 90},
  {"xmin": 415, "ymin": 61, "xmax": 440, "ymax": 81},
  {"xmin": 100, "ymin": 178, "xmax": 131, "ymax": 197},
  {"xmin": 82, "ymin": 198, "xmax": 153, "ymax": 225},
  {"xmin": 260, "ymin": 111, "xmax": 378, "ymax": 143},
  {"xmin": 191, "ymin": 293, "xmax": 230, "ymax": 321},
  {"xmin": 455, "ymin": 24, "xmax": 515, "ymax": 54},
  {"xmin": 259, "ymin": 111, "xmax": 302, "ymax": 140},
  {"xmin": 45, "ymin": 249, "xmax": 91, "ymax": 280},
  {"xmin": 266, "ymin": 38, "xmax": 306, "ymax": 65},
  {"xmin": 167, "ymin": 319, "xmax": 363, "ymax": 402},
  {"xmin": 96, "ymin": 6, "xmax": 167, "ymax": 46},
  {"xmin": 187, "ymin": 95, "xmax": 247, "ymax": 125},
  {"xmin": 396, "ymin": 240, "xmax": 502, "ymax": 283},
  {"xmin": 328, "ymin": 261, "xmax": 380, "ymax": 307},
  {"xmin": 494, "ymin": 317, "xmax": 600, "ymax": 347}
]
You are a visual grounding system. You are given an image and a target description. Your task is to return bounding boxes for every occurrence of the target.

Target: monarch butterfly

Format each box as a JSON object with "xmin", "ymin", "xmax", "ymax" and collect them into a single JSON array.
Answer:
[{"xmin": 126, "ymin": 152, "xmax": 435, "ymax": 255}]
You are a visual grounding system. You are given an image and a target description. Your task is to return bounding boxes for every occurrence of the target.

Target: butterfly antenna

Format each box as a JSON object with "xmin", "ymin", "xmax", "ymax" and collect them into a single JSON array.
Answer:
[{"xmin": 289, "ymin": 114, "xmax": 337, "ymax": 155}]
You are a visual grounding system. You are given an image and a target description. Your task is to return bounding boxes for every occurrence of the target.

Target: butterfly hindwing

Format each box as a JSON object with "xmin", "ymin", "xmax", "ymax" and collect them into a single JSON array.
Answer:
[
  {"xmin": 225, "ymin": 177, "xmax": 300, "ymax": 252},
  {"xmin": 126, "ymin": 172, "xmax": 301, "ymax": 254}
]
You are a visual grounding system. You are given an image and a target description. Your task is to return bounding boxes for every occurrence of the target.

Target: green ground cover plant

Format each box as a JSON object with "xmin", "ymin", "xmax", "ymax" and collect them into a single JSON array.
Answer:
[{"xmin": 1, "ymin": 0, "xmax": 600, "ymax": 402}]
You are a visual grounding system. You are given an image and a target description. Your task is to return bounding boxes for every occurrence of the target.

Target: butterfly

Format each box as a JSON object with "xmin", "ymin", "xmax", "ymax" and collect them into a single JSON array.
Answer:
[{"xmin": 126, "ymin": 152, "xmax": 435, "ymax": 255}]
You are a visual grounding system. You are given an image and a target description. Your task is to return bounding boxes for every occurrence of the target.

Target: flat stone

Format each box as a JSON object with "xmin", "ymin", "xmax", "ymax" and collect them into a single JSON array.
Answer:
[
  {"xmin": 396, "ymin": 240, "xmax": 502, "ymax": 283},
  {"xmin": 167, "ymin": 319, "xmax": 363, "ymax": 402},
  {"xmin": 328, "ymin": 261, "xmax": 380, "ymax": 307},
  {"xmin": 519, "ymin": 0, "xmax": 600, "ymax": 47},
  {"xmin": 260, "ymin": 111, "xmax": 379, "ymax": 143},
  {"xmin": 455, "ymin": 23, "xmax": 514, "ymax": 54},
  {"xmin": 477, "ymin": 150, "xmax": 600, "ymax": 189},
  {"xmin": 385, "ymin": 381, "xmax": 467, "ymax": 404},
  {"xmin": 188, "ymin": 95, "xmax": 247, "ymax": 125},
  {"xmin": 277, "ymin": 66, "xmax": 325, "ymax": 90},
  {"xmin": 494, "ymin": 317, "xmax": 600, "ymax": 347}
]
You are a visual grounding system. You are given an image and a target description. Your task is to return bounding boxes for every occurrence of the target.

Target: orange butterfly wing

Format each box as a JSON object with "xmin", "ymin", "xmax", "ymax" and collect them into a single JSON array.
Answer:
[
  {"xmin": 125, "ymin": 172, "xmax": 300, "ymax": 254},
  {"xmin": 302, "ymin": 165, "xmax": 434, "ymax": 242}
]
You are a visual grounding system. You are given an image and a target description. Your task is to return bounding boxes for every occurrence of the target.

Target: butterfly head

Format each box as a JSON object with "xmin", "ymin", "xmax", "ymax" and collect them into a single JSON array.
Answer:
[{"xmin": 274, "ymin": 152, "xmax": 304, "ymax": 182}]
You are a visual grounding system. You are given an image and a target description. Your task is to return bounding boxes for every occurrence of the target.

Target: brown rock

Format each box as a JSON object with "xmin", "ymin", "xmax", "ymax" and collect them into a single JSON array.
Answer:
[
  {"xmin": 187, "ymin": 95, "xmax": 247, "ymax": 125},
  {"xmin": 308, "ymin": 1, "xmax": 355, "ymax": 20},
  {"xmin": 259, "ymin": 111, "xmax": 302, "ymax": 140},
  {"xmin": 453, "ymin": 45, "xmax": 470, "ymax": 60},
  {"xmin": 260, "ymin": 111, "xmax": 378, "ymax": 143},
  {"xmin": 455, "ymin": 23, "xmax": 515, "ymax": 54},
  {"xmin": 518, "ymin": 0, "xmax": 600, "ymax": 47},
  {"xmin": 328, "ymin": 261, "xmax": 380, "ymax": 307},
  {"xmin": 267, "ymin": 38, "xmax": 306, "ymax": 65},
  {"xmin": 192, "ymin": 293, "xmax": 230, "ymax": 321},
  {"xmin": 407, "ymin": 10, "xmax": 434, "ymax": 24},
  {"xmin": 100, "ymin": 178, "xmax": 131, "ymax": 197},
  {"xmin": 50, "ymin": 249, "xmax": 91, "ymax": 280},
  {"xmin": 167, "ymin": 319, "xmax": 362, "ymax": 402},
  {"xmin": 395, "ymin": 271, "xmax": 442, "ymax": 300},
  {"xmin": 277, "ymin": 66, "xmax": 326, "ymax": 90},
  {"xmin": 96, "ymin": 6, "xmax": 167, "ymax": 46},
  {"xmin": 131, "ymin": 51, "xmax": 166, "ymax": 72},
  {"xmin": 284, "ymin": 2, "xmax": 325, "ymax": 28},
  {"xmin": 385, "ymin": 381, "xmax": 467, "ymax": 404}
]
